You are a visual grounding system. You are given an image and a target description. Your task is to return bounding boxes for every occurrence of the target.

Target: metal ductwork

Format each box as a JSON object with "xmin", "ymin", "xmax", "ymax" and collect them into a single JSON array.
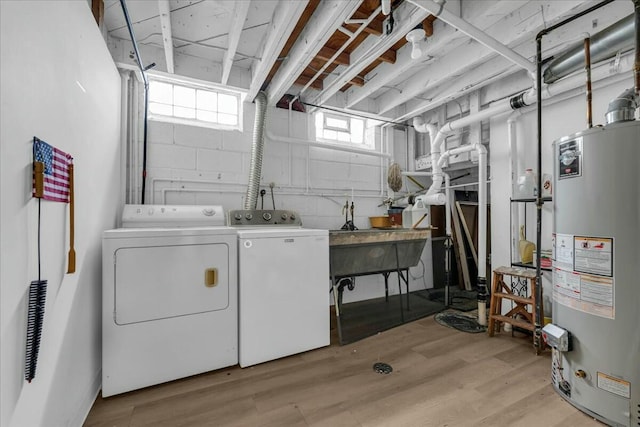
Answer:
[
  {"xmin": 543, "ymin": 13, "xmax": 635, "ymax": 84},
  {"xmin": 606, "ymin": 88, "xmax": 639, "ymax": 123},
  {"xmin": 244, "ymin": 92, "xmax": 268, "ymax": 209}
]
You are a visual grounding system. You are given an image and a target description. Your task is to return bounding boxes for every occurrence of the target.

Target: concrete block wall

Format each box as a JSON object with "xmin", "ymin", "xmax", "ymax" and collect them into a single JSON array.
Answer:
[{"xmin": 139, "ymin": 100, "xmax": 434, "ymax": 303}]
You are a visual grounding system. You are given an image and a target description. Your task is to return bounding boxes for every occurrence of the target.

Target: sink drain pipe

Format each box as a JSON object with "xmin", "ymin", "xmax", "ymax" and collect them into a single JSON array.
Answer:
[{"xmin": 244, "ymin": 92, "xmax": 268, "ymax": 209}]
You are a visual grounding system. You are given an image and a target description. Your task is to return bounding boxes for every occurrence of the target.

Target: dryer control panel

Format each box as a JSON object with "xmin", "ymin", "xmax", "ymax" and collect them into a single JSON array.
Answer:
[
  {"xmin": 229, "ymin": 209, "xmax": 301, "ymax": 226},
  {"xmin": 122, "ymin": 204, "xmax": 226, "ymax": 228}
]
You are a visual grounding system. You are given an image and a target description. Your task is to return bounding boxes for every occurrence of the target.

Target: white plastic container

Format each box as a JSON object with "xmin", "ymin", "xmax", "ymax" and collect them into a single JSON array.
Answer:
[{"xmin": 516, "ymin": 168, "xmax": 537, "ymax": 198}]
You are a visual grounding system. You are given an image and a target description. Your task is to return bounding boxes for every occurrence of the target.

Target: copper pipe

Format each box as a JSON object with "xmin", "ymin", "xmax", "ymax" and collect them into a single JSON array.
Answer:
[{"xmin": 584, "ymin": 38, "xmax": 593, "ymax": 128}]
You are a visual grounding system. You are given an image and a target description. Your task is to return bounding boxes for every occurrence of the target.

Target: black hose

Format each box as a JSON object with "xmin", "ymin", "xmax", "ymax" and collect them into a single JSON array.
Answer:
[{"xmin": 119, "ymin": 0, "xmax": 150, "ymax": 204}]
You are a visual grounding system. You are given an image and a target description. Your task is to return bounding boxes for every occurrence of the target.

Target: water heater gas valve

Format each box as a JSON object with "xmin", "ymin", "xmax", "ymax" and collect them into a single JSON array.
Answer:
[{"xmin": 542, "ymin": 323, "xmax": 572, "ymax": 352}]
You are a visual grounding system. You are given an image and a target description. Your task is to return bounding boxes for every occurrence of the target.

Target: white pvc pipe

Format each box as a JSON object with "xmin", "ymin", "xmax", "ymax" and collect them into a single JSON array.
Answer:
[
  {"xmin": 132, "ymin": 77, "xmax": 140, "ymax": 204},
  {"xmin": 408, "ymin": 0, "xmax": 535, "ymax": 75},
  {"xmin": 444, "ymin": 173, "xmax": 451, "ymax": 237},
  {"xmin": 477, "ymin": 143, "xmax": 488, "ymax": 326},
  {"xmin": 119, "ymin": 71, "xmax": 130, "ymax": 226},
  {"xmin": 265, "ymin": 130, "xmax": 392, "ymax": 158}
]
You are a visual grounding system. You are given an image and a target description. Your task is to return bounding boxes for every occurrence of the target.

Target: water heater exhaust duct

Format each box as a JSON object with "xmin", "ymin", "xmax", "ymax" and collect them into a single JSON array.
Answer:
[{"xmin": 543, "ymin": 13, "xmax": 635, "ymax": 84}]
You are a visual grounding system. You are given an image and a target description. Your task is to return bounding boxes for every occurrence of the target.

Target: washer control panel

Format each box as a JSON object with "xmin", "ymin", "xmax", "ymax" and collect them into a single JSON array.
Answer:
[{"xmin": 229, "ymin": 210, "xmax": 301, "ymax": 226}]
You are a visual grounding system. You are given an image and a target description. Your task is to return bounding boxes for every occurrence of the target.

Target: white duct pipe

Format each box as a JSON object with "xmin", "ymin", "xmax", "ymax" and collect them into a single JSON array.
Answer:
[
  {"xmin": 476, "ymin": 143, "xmax": 488, "ymax": 325},
  {"xmin": 412, "ymin": 117, "xmax": 442, "ymax": 196},
  {"xmin": 265, "ymin": 131, "xmax": 392, "ymax": 158},
  {"xmin": 507, "ymin": 110, "xmax": 524, "ymax": 266},
  {"xmin": 119, "ymin": 71, "xmax": 131, "ymax": 225},
  {"xmin": 408, "ymin": 0, "xmax": 535, "ymax": 75},
  {"xmin": 444, "ymin": 173, "xmax": 451, "ymax": 237}
]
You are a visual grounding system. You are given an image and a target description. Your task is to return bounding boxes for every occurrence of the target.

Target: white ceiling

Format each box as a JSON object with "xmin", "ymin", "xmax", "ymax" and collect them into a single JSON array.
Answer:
[{"xmin": 103, "ymin": 0, "xmax": 635, "ymax": 122}]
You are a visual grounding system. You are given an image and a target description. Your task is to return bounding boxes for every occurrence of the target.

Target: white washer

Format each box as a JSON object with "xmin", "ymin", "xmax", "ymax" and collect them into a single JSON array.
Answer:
[
  {"xmin": 102, "ymin": 205, "xmax": 237, "ymax": 397},
  {"xmin": 230, "ymin": 210, "xmax": 330, "ymax": 368}
]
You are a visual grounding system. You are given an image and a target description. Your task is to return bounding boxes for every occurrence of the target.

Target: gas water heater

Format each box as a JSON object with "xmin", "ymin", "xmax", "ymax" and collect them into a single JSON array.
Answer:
[{"xmin": 549, "ymin": 111, "xmax": 639, "ymax": 426}]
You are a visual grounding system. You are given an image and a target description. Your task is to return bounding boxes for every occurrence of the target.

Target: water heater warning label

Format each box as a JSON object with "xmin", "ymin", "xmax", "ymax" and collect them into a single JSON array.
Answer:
[
  {"xmin": 553, "ymin": 270, "xmax": 614, "ymax": 319},
  {"xmin": 597, "ymin": 372, "xmax": 630, "ymax": 399},
  {"xmin": 574, "ymin": 236, "xmax": 613, "ymax": 277}
]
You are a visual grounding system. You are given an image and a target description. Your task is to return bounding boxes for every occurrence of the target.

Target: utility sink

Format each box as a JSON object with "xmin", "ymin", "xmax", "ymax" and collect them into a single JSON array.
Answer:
[{"xmin": 329, "ymin": 228, "xmax": 431, "ymax": 277}]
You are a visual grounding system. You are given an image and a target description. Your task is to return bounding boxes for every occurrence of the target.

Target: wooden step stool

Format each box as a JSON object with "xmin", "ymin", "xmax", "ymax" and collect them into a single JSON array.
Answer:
[{"xmin": 488, "ymin": 266, "xmax": 540, "ymax": 342}]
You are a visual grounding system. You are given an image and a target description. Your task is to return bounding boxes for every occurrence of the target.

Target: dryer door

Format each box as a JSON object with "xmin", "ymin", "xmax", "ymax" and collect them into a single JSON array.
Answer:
[{"xmin": 114, "ymin": 243, "xmax": 229, "ymax": 325}]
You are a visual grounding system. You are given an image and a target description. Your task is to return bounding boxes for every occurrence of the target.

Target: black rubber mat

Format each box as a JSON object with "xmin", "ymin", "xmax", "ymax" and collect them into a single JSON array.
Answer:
[{"xmin": 434, "ymin": 312, "xmax": 486, "ymax": 333}]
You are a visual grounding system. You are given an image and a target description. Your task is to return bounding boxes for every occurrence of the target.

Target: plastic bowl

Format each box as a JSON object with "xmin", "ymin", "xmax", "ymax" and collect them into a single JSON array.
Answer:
[{"xmin": 369, "ymin": 216, "xmax": 392, "ymax": 228}]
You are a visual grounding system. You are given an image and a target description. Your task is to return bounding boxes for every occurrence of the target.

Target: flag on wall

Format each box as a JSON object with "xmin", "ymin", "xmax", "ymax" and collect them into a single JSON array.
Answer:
[{"xmin": 33, "ymin": 138, "xmax": 73, "ymax": 203}]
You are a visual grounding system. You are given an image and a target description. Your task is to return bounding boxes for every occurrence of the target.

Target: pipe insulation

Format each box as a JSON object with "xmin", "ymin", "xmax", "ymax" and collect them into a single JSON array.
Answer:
[
  {"xmin": 244, "ymin": 92, "xmax": 268, "ymax": 210},
  {"xmin": 543, "ymin": 13, "xmax": 635, "ymax": 84}
]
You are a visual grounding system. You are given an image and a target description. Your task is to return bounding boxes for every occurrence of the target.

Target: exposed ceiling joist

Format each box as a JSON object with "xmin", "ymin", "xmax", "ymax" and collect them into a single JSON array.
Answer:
[
  {"xmin": 221, "ymin": 1, "xmax": 251, "ymax": 85},
  {"xmin": 157, "ymin": 0, "xmax": 174, "ymax": 74},
  {"xmin": 267, "ymin": 0, "xmax": 363, "ymax": 106},
  {"xmin": 296, "ymin": 74, "xmax": 324, "ymax": 90},
  {"xmin": 378, "ymin": 49, "xmax": 396, "ymax": 64},
  {"xmin": 344, "ymin": 0, "xmax": 528, "ymax": 109},
  {"xmin": 393, "ymin": 0, "xmax": 624, "ymax": 122},
  {"xmin": 345, "ymin": 10, "xmax": 383, "ymax": 36},
  {"xmin": 408, "ymin": 0, "xmax": 535, "ymax": 74},
  {"xmin": 377, "ymin": 0, "xmax": 586, "ymax": 115},
  {"xmin": 246, "ymin": 0, "xmax": 309, "ymax": 102},
  {"xmin": 316, "ymin": 46, "xmax": 350, "ymax": 66},
  {"xmin": 308, "ymin": 1, "xmax": 429, "ymax": 109},
  {"xmin": 395, "ymin": 56, "xmax": 518, "ymax": 122}
]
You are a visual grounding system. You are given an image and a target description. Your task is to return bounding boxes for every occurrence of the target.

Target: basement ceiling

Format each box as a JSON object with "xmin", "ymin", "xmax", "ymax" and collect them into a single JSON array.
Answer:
[{"xmin": 102, "ymin": 0, "xmax": 633, "ymax": 122}]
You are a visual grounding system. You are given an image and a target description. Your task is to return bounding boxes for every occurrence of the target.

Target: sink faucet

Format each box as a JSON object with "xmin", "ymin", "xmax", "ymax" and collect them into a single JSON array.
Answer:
[{"xmin": 340, "ymin": 200, "xmax": 358, "ymax": 231}]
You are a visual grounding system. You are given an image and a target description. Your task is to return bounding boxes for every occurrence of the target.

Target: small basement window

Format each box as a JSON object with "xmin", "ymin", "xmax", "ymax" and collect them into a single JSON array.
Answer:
[
  {"xmin": 315, "ymin": 111, "xmax": 376, "ymax": 147},
  {"xmin": 147, "ymin": 73, "xmax": 244, "ymax": 131}
]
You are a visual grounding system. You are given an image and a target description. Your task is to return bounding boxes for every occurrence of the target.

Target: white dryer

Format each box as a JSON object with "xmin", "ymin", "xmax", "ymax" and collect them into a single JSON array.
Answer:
[{"xmin": 102, "ymin": 205, "xmax": 237, "ymax": 397}]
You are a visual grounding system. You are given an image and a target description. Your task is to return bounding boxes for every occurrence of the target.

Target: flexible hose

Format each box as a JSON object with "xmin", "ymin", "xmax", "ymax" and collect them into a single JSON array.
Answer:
[{"xmin": 244, "ymin": 92, "xmax": 268, "ymax": 209}]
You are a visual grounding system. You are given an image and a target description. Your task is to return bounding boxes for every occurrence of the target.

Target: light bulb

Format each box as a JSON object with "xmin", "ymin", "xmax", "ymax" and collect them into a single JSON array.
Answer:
[
  {"xmin": 405, "ymin": 27, "xmax": 426, "ymax": 60},
  {"xmin": 382, "ymin": 0, "xmax": 391, "ymax": 15},
  {"xmin": 411, "ymin": 42, "xmax": 422, "ymax": 59}
]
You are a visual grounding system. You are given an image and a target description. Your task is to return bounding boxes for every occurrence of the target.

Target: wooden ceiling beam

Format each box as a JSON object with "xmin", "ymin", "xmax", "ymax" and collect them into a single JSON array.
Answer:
[
  {"xmin": 423, "ymin": 15, "xmax": 437, "ymax": 37},
  {"xmin": 295, "ymin": 74, "xmax": 323, "ymax": 90},
  {"xmin": 91, "ymin": 0, "xmax": 104, "ymax": 27},
  {"xmin": 158, "ymin": 0, "xmax": 175, "ymax": 74},
  {"xmin": 378, "ymin": 49, "xmax": 396, "ymax": 64},
  {"xmin": 221, "ymin": 1, "xmax": 251, "ymax": 85},
  {"xmin": 267, "ymin": 0, "xmax": 362, "ymax": 105},
  {"xmin": 344, "ymin": 11, "xmax": 383, "ymax": 36},
  {"xmin": 316, "ymin": 46, "xmax": 350, "ymax": 66}
]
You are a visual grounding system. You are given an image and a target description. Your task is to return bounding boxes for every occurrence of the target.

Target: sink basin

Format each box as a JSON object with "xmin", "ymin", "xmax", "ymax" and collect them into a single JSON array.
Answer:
[
  {"xmin": 329, "ymin": 228, "xmax": 430, "ymax": 246},
  {"xmin": 329, "ymin": 228, "xmax": 431, "ymax": 277}
]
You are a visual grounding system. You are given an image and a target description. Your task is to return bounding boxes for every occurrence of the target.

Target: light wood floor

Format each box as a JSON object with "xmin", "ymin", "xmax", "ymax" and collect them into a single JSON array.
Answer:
[{"xmin": 85, "ymin": 314, "xmax": 602, "ymax": 427}]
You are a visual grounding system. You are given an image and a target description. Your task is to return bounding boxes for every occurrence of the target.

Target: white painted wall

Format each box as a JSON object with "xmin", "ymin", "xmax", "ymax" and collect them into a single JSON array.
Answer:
[
  {"xmin": 131, "ymin": 89, "xmax": 434, "ymax": 304},
  {"xmin": 0, "ymin": 2, "xmax": 121, "ymax": 426}
]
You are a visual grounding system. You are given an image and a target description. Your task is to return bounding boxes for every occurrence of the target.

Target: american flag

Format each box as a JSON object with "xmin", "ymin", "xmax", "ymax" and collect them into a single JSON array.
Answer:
[{"xmin": 33, "ymin": 138, "xmax": 73, "ymax": 203}]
